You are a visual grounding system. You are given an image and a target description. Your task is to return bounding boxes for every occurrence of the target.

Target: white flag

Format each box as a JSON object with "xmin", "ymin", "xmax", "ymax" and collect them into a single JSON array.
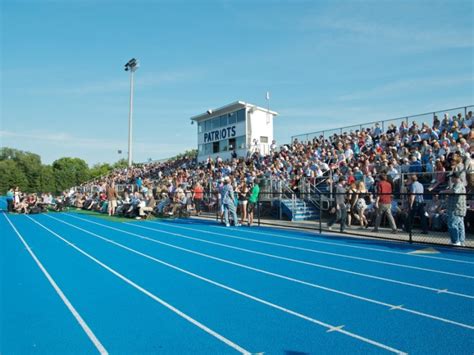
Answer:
[{"xmin": 266, "ymin": 91, "xmax": 270, "ymax": 100}]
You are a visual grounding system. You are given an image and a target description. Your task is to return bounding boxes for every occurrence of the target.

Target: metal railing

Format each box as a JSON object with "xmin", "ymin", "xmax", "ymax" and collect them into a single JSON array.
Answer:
[{"xmin": 291, "ymin": 105, "xmax": 474, "ymax": 143}]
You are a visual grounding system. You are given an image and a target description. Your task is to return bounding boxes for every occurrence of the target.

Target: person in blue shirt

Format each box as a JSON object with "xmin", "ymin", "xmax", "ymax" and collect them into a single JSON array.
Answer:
[
  {"xmin": 406, "ymin": 175, "xmax": 428, "ymax": 234},
  {"xmin": 136, "ymin": 177, "xmax": 143, "ymax": 191},
  {"xmin": 6, "ymin": 187, "xmax": 14, "ymax": 212},
  {"xmin": 408, "ymin": 156, "xmax": 423, "ymax": 174}
]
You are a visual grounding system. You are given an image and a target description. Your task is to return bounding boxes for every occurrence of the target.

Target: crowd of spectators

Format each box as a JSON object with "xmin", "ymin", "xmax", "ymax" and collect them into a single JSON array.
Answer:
[
  {"xmin": 5, "ymin": 187, "xmax": 68, "ymax": 214},
  {"xmin": 6, "ymin": 110, "xmax": 473, "ymax": 238}
]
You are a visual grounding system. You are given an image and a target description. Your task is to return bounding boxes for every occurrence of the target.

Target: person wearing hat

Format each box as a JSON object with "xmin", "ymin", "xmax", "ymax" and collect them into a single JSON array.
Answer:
[
  {"xmin": 221, "ymin": 176, "xmax": 240, "ymax": 227},
  {"xmin": 441, "ymin": 172, "xmax": 467, "ymax": 246}
]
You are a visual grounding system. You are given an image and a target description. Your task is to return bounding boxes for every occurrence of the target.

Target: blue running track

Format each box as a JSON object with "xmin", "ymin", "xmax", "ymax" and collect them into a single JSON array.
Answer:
[{"xmin": 2, "ymin": 211, "xmax": 473, "ymax": 354}]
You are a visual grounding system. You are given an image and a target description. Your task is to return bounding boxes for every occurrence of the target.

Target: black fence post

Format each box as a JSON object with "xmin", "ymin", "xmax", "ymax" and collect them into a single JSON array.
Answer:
[
  {"xmin": 215, "ymin": 192, "xmax": 219, "ymax": 222},
  {"xmin": 257, "ymin": 193, "xmax": 261, "ymax": 227},
  {"xmin": 319, "ymin": 193, "xmax": 322, "ymax": 234}
]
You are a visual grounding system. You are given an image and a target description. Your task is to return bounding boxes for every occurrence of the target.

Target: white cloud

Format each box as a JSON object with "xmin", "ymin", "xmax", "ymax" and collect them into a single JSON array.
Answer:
[{"xmin": 298, "ymin": 7, "xmax": 474, "ymax": 53}]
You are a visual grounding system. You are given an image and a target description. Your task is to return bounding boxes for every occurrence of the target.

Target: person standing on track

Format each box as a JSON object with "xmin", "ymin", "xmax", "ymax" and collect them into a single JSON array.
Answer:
[
  {"xmin": 221, "ymin": 176, "xmax": 240, "ymax": 227},
  {"xmin": 106, "ymin": 181, "xmax": 118, "ymax": 216},
  {"xmin": 247, "ymin": 179, "xmax": 260, "ymax": 227},
  {"xmin": 6, "ymin": 187, "xmax": 14, "ymax": 212},
  {"xmin": 441, "ymin": 172, "xmax": 467, "ymax": 246},
  {"xmin": 407, "ymin": 174, "xmax": 428, "ymax": 234},
  {"xmin": 327, "ymin": 176, "xmax": 348, "ymax": 232},
  {"xmin": 192, "ymin": 182, "xmax": 204, "ymax": 216},
  {"xmin": 373, "ymin": 173, "xmax": 397, "ymax": 233}
]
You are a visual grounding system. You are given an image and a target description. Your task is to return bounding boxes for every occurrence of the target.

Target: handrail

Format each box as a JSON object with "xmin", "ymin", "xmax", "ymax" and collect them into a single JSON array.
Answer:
[{"xmin": 291, "ymin": 104, "xmax": 474, "ymax": 142}]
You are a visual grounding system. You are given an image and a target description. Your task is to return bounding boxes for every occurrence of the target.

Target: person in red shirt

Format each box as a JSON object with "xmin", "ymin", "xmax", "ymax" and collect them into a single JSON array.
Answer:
[
  {"xmin": 192, "ymin": 182, "xmax": 204, "ymax": 216},
  {"xmin": 373, "ymin": 173, "xmax": 397, "ymax": 233}
]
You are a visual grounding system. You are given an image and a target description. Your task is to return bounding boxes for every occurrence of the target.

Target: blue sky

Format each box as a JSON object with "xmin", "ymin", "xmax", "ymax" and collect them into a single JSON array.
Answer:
[{"xmin": 1, "ymin": 0, "xmax": 473, "ymax": 165}]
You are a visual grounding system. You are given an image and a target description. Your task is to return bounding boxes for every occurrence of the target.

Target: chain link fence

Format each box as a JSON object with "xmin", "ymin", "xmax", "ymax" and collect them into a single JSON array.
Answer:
[
  {"xmin": 291, "ymin": 105, "xmax": 474, "ymax": 143},
  {"xmin": 199, "ymin": 189, "xmax": 473, "ymax": 248}
]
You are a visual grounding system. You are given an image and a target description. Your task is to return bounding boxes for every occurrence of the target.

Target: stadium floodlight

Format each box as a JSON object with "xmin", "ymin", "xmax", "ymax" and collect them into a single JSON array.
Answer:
[{"xmin": 124, "ymin": 58, "xmax": 139, "ymax": 167}]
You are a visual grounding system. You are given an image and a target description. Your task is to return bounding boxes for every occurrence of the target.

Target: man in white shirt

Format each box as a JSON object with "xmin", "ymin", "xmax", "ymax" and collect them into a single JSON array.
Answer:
[{"xmin": 464, "ymin": 111, "xmax": 473, "ymax": 128}]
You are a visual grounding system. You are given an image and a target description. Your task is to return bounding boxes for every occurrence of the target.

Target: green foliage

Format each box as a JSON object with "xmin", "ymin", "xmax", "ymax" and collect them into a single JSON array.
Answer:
[
  {"xmin": 171, "ymin": 149, "xmax": 198, "ymax": 161},
  {"xmin": 52, "ymin": 157, "xmax": 89, "ymax": 192},
  {"xmin": 0, "ymin": 160, "xmax": 28, "ymax": 193},
  {"xmin": 113, "ymin": 158, "xmax": 128, "ymax": 169},
  {"xmin": 0, "ymin": 147, "xmax": 42, "ymax": 192},
  {"xmin": 40, "ymin": 165, "xmax": 56, "ymax": 193},
  {"xmin": 89, "ymin": 162, "xmax": 113, "ymax": 179},
  {"xmin": 0, "ymin": 146, "xmax": 198, "ymax": 195}
]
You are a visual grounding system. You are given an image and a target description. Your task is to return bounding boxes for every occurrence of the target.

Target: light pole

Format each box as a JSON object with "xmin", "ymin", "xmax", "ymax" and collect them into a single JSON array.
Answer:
[{"xmin": 124, "ymin": 58, "xmax": 139, "ymax": 167}]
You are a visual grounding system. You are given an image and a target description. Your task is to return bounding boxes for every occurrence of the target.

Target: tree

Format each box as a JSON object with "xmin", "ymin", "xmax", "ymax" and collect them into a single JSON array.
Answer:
[
  {"xmin": 0, "ymin": 147, "xmax": 42, "ymax": 192},
  {"xmin": 89, "ymin": 162, "xmax": 113, "ymax": 179},
  {"xmin": 171, "ymin": 149, "xmax": 198, "ymax": 161},
  {"xmin": 40, "ymin": 165, "xmax": 56, "ymax": 193},
  {"xmin": 0, "ymin": 160, "xmax": 28, "ymax": 194},
  {"xmin": 113, "ymin": 158, "xmax": 128, "ymax": 169},
  {"xmin": 52, "ymin": 157, "xmax": 90, "ymax": 192}
]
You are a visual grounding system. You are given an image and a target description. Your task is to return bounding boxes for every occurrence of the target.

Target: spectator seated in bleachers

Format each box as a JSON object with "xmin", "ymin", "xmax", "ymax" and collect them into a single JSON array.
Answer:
[
  {"xmin": 66, "ymin": 108, "xmax": 472, "ymax": 231},
  {"xmin": 168, "ymin": 188, "xmax": 188, "ymax": 217}
]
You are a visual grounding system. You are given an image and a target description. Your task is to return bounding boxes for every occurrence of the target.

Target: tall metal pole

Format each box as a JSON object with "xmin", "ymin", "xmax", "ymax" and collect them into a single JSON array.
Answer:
[
  {"xmin": 124, "ymin": 58, "xmax": 138, "ymax": 168},
  {"xmin": 127, "ymin": 69, "xmax": 135, "ymax": 167}
]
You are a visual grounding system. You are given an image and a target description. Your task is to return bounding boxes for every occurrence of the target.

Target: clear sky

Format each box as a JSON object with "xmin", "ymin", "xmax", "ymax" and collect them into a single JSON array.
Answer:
[{"xmin": 1, "ymin": 0, "xmax": 473, "ymax": 165}]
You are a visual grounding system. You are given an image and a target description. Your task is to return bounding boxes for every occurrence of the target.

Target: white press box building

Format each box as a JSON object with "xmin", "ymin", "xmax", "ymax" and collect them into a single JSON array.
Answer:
[{"xmin": 191, "ymin": 101, "xmax": 278, "ymax": 163}]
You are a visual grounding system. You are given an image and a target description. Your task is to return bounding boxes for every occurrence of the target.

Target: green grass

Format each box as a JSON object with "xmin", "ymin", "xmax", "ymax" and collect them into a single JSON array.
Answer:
[{"xmin": 70, "ymin": 208, "xmax": 160, "ymax": 223}]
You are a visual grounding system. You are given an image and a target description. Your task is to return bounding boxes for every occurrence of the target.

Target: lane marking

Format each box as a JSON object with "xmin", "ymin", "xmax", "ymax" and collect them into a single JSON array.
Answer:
[
  {"xmin": 327, "ymin": 325, "xmax": 345, "ymax": 333},
  {"xmin": 180, "ymin": 219, "xmax": 474, "ymax": 265},
  {"xmin": 25, "ymin": 215, "xmax": 251, "ymax": 355},
  {"xmin": 149, "ymin": 221, "xmax": 474, "ymax": 279},
  {"xmin": 390, "ymin": 305, "xmax": 404, "ymax": 311},
  {"xmin": 408, "ymin": 248, "xmax": 440, "ymax": 255},
  {"xmin": 51, "ymin": 214, "xmax": 474, "ymax": 330},
  {"xmin": 64, "ymin": 213, "xmax": 474, "ymax": 300},
  {"xmin": 43, "ymin": 215, "xmax": 407, "ymax": 354},
  {"xmin": 2, "ymin": 213, "xmax": 108, "ymax": 355}
]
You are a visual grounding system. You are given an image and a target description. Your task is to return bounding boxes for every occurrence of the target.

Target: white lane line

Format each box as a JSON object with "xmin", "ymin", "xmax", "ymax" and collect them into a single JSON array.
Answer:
[
  {"xmin": 46, "ymin": 215, "xmax": 474, "ymax": 330},
  {"xmin": 2, "ymin": 213, "xmax": 108, "ymax": 355},
  {"xmin": 327, "ymin": 325, "xmax": 345, "ymax": 333},
  {"xmin": 25, "ymin": 215, "xmax": 251, "ymax": 355},
  {"xmin": 202, "ymin": 223, "xmax": 474, "ymax": 265},
  {"xmin": 64, "ymin": 213, "xmax": 474, "ymax": 300},
  {"xmin": 149, "ymin": 221, "xmax": 474, "ymax": 279},
  {"xmin": 47, "ymin": 216, "xmax": 407, "ymax": 354},
  {"xmin": 390, "ymin": 305, "xmax": 404, "ymax": 311}
]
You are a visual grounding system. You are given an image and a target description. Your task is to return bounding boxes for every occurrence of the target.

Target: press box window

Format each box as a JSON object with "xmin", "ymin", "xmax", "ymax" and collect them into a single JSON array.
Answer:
[
  {"xmin": 212, "ymin": 117, "xmax": 220, "ymax": 129},
  {"xmin": 237, "ymin": 109, "xmax": 245, "ymax": 122},
  {"xmin": 236, "ymin": 136, "xmax": 246, "ymax": 149},
  {"xmin": 219, "ymin": 139, "xmax": 228, "ymax": 152},
  {"xmin": 228, "ymin": 138, "xmax": 236, "ymax": 150},
  {"xmin": 228, "ymin": 112, "xmax": 237, "ymax": 124},
  {"xmin": 213, "ymin": 141, "xmax": 220, "ymax": 154},
  {"xmin": 220, "ymin": 115, "xmax": 228, "ymax": 127}
]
